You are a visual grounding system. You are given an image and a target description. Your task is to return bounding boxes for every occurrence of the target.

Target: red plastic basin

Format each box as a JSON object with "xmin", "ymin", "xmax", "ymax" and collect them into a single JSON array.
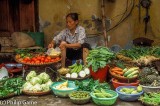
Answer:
[
  {"xmin": 89, "ymin": 65, "xmax": 109, "ymax": 83},
  {"xmin": 112, "ymin": 78, "xmax": 139, "ymax": 89}
]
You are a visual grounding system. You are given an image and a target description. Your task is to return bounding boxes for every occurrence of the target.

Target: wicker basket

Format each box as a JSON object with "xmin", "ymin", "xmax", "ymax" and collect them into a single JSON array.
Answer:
[
  {"xmin": 22, "ymin": 90, "xmax": 51, "ymax": 96},
  {"xmin": 0, "ymin": 93, "xmax": 15, "ymax": 100},
  {"xmin": 15, "ymin": 57, "xmax": 61, "ymax": 66},
  {"xmin": 109, "ymin": 68, "xmax": 138, "ymax": 83},
  {"xmin": 60, "ymin": 74, "xmax": 90, "ymax": 81}
]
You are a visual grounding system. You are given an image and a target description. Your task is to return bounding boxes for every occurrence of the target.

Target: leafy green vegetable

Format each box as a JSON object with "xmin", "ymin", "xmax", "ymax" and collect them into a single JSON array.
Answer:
[
  {"xmin": 75, "ymin": 78, "xmax": 110, "ymax": 92},
  {"xmin": 119, "ymin": 46, "xmax": 151, "ymax": 60},
  {"xmin": 0, "ymin": 77, "xmax": 25, "ymax": 97},
  {"xmin": 87, "ymin": 46, "xmax": 115, "ymax": 72},
  {"xmin": 139, "ymin": 92, "xmax": 160, "ymax": 106},
  {"xmin": 119, "ymin": 46, "xmax": 160, "ymax": 60}
]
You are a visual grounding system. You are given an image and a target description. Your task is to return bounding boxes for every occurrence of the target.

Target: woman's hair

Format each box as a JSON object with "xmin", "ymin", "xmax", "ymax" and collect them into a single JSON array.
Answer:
[{"xmin": 66, "ymin": 13, "xmax": 79, "ymax": 21}]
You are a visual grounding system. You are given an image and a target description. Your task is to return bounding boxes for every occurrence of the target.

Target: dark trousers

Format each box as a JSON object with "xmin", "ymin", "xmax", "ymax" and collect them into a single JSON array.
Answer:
[{"xmin": 66, "ymin": 43, "xmax": 91, "ymax": 60}]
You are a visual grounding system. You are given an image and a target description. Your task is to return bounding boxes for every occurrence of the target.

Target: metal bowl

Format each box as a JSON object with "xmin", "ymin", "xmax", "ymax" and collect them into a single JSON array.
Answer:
[
  {"xmin": 5, "ymin": 63, "xmax": 16, "ymax": 69},
  {"xmin": 16, "ymin": 64, "xmax": 23, "ymax": 68},
  {"xmin": 140, "ymin": 84, "xmax": 160, "ymax": 93},
  {"xmin": 5, "ymin": 63, "xmax": 23, "ymax": 69}
]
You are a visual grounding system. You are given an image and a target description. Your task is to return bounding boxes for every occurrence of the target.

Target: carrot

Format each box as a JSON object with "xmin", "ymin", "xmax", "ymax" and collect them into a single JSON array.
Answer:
[
  {"xmin": 112, "ymin": 70, "xmax": 124, "ymax": 75},
  {"xmin": 111, "ymin": 67, "xmax": 123, "ymax": 72}
]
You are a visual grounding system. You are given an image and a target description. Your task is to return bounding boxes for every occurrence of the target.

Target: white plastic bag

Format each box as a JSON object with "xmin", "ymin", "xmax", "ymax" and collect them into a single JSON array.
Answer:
[{"xmin": 0, "ymin": 67, "xmax": 9, "ymax": 80}]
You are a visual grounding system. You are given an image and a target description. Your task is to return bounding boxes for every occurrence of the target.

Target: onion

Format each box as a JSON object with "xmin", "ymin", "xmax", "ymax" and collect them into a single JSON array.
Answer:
[
  {"xmin": 84, "ymin": 68, "xmax": 90, "ymax": 75},
  {"xmin": 79, "ymin": 71, "xmax": 86, "ymax": 78}
]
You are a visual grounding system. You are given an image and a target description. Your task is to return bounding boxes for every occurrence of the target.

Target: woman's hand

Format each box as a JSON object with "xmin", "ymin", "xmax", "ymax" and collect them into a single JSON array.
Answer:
[
  {"xmin": 48, "ymin": 43, "xmax": 54, "ymax": 48},
  {"xmin": 59, "ymin": 41, "xmax": 67, "ymax": 50}
]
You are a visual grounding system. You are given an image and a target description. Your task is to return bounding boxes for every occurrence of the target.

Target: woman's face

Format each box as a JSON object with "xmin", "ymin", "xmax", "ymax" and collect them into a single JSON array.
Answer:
[{"xmin": 66, "ymin": 16, "xmax": 78, "ymax": 30}]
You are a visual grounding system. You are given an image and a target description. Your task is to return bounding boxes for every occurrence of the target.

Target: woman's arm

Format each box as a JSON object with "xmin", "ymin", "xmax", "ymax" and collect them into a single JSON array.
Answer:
[
  {"xmin": 66, "ymin": 43, "xmax": 81, "ymax": 48},
  {"xmin": 59, "ymin": 41, "xmax": 81, "ymax": 50},
  {"xmin": 48, "ymin": 30, "xmax": 66, "ymax": 48}
]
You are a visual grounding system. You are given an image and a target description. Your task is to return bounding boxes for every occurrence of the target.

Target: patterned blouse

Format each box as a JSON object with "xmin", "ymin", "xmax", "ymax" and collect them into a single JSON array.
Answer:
[{"xmin": 53, "ymin": 26, "xmax": 86, "ymax": 45}]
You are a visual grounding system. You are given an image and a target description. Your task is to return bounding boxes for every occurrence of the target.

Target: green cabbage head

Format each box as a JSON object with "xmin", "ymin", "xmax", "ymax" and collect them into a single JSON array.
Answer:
[
  {"xmin": 30, "ymin": 77, "xmax": 42, "ymax": 85},
  {"xmin": 31, "ymin": 83, "xmax": 42, "ymax": 92},
  {"xmin": 38, "ymin": 72, "xmax": 50, "ymax": 83},
  {"xmin": 23, "ymin": 82, "xmax": 33, "ymax": 91},
  {"xmin": 41, "ymin": 84, "xmax": 50, "ymax": 91},
  {"xmin": 45, "ymin": 79, "xmax": 53, "ymax": 87},
  {"xmin": 26, "ymin": 71, "xmax": 37, "ymax": 81}
]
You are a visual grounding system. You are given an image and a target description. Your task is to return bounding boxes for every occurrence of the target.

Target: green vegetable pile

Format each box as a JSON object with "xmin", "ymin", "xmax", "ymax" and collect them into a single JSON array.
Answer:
[
  {"xmin": 0, "ymin": 77, "xmax": 25, "ymax": 97},
  {"xmin": 75, "ymin": 78, "xmax": 110, "ymax": 92},
  {"xmin": 119, "ymin": 46, "xmax": 151, "ymax": 60},
  {"xmin": 70, "ymin": 91, "xmax": 90, "ymax": 98},
  {"xmin": 14, "ymin": 48, "xmax": 46, "ymax": 54},
  {"xmin": 119, "ymin": 46, "xmax": 160, "ymax": 60},
  {"xmin": 87, "ymin": 46, "xmax": 115, "ymax": 72},
  {"xmin": 139, "ymin": 92, "xmax": 160, "ymax": 106},
  {"xmin": 14, "ymin": 48, "xmax": 46, "ymax": 58},
  {"xmin": 92, "ymin": 88, "xmax": 113, "ymax": 98},
  {"xmin": 151, "ymin": 46, "xmax": 160, "ymax": 57}
]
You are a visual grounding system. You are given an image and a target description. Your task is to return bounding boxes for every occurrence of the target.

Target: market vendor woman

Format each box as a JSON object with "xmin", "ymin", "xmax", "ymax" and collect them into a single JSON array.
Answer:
[{"xmin": 48, "ymin": 13, "xmax": 89, "ymax": 67}]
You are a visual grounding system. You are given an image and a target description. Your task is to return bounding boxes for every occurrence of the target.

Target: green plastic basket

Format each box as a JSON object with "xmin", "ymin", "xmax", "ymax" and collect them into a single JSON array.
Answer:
[{"xmin": 90, "ymin": 90, "xmax": 118, "ymax": 106}]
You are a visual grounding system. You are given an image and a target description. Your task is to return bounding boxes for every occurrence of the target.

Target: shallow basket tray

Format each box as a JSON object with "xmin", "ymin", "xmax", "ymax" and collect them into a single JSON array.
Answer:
[
  {"xmin": 22, "ymin": 90, "xmax": 51, "ymax": 96},
  {"xmin": 60, "ymin": 74, "xmax": 90, "ymax": 81},
  {"xmin": 15, "ymin": 57, "xmax": 61, "ymax": 66},
  {"xmin": 0, "ymin": 93, "xmax": 15, "ymax": 100},
  {"xmin": 109, "ymin": 68, "xmax": 138, "ymax": 83}
]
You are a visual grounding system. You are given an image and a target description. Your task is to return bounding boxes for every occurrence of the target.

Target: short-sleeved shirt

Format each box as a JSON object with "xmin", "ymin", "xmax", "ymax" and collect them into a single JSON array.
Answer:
[{"xmin": 53, "ymin": 26, "xmax": 86, "ymax": 45}]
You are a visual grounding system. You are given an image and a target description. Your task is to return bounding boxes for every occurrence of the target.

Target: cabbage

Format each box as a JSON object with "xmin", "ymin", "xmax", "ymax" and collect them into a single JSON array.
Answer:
[
  {"xmin": 23, "ymin": 82, "xmax": 33, "ymax": 91},
  {"xmin": 30, "ymin": 77, "xmax": 42, "ymax": 85},
  {"xmin": 45, "ymin": 79, "xmax": 53, "ymax": 87},
  {"xmin": 31, "ymin": 83, "xmax": 42, "ymax": 92},
  {"xmin": 41, "ymin": 84, "xmax": 50, "ymax": 91},
  {"xmin": 26, "ymin": 71, "xmax": 37, "ymax": 81},
  {"xmin": 38, "ymin": 72, "xmax": 50, "ymax": 83}
]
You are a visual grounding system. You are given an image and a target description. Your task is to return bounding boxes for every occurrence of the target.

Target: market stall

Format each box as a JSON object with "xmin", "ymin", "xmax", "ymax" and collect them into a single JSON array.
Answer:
[{"xmin": 0, "ymin": 46, "xmax": 160, "ymax": 106}]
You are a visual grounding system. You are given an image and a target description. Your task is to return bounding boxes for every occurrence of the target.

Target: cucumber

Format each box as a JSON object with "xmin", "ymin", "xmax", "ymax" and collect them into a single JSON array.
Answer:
[
  {"xmin": 128, "ymin": 74, "xmax": 138, "ymax": 78},
  {"xmin": 123, "ymin": 68, "xmax": 128, "ymax": 73},
  {"xmin": 93, "ymin": 89, "xmax": 101, "ymax": 93},
  {"xmin": 94, "ymin": 93, "xmax": 106, "ymax": 98},
  {"xmin": 123, "ymin": 67, "xmax": 139, "ymax": 77},
  {"xmin": 127, "ymin": 70, "xmax": 139, "ymax": 78}
]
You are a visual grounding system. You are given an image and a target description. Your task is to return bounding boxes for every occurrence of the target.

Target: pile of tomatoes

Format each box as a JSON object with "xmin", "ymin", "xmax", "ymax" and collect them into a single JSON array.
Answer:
[{"xmin": 20, "ymin": 55, "xmax": 61, "ymax": 64}]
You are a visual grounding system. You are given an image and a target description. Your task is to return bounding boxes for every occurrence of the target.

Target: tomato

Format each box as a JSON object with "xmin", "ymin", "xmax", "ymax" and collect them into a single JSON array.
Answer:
[
  {"xmin": 35, "ymin": 60, "xmax": 40, "ymax": 64},
  {"xmin": 24, "ymin": 57, "xmax": 30, "ymax": 61},
  {"xmin": 30, "ymin": 61, "xmax": 35, "ymax": 64},
  {"xmin": 51, "ymin": 59, "xmax": 55, "ymax": 62},
  {"xmin": 55, "ymin": 57, "xmax": 60, "ymax": 61},
  {"xmin": 44, "ymin": 59, "xmax": 49, "ymax": 63},
  {"xmin": 41, "ymin": 57, "xmax": 45, "ymax": 61},
  {"xmin": 41, "ymin": 55, "xmax": 45, "ymax": 58},
  {"xmin": 37, "ymin": 56, "xmax": 41, "ymax": 60},
  {"xmin": 32, "ymin": 57, "xmax": 37, "ymax": 61},
  {"xmin": 46, "ymin": 56, "xmax": 51, "ymax": 60}
]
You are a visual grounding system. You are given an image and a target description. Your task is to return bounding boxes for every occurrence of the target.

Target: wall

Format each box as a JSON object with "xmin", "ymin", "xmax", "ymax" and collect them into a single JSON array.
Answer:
[
  {"xmin": 39, "ymin": 0, "xmax": 160, "ymax": 48},
  {"xmin": 39, "ymin": 0, "xmax": 101, "ymax": 47}
]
